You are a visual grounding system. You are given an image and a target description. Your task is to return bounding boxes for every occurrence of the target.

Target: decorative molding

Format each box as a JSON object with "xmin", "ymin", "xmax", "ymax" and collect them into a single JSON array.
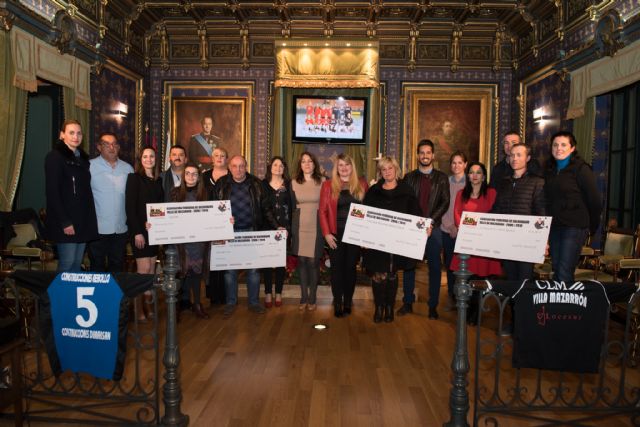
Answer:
[
  {"xmin": 50, "ymin": 10, "xmax": 77, "ymax": 55},
  {"xmin": 0, "ymin": 9, "xmax": 15, "ymax": 31}
]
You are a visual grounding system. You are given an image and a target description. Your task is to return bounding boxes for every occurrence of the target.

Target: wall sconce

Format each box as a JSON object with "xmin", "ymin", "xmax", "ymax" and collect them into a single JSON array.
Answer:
[
  {"xmin": 110, "ymin": 102, "xmax": 128, "ymax": 118},
  {"xmin": 532, "ymin": 107, "xmax": 550, "ymax": 123}
]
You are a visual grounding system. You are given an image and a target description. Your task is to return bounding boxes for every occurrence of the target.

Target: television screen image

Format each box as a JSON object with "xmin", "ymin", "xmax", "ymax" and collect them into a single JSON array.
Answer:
[{"xmin": 293, "ymin": 96, "xmax": 367, "ymax": 144}]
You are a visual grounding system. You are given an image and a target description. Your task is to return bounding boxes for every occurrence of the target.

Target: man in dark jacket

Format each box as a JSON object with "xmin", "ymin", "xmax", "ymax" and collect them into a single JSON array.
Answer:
[
  {"xmin": 161, "ymin": 144, "xmax": 187, "ymax": 202},
  {"xmin": 490, "ymin": 131, "xmax": 541, "ymax": 188},
  {"xmin": 214, "ymin": 155, "xmax": 278, "ymax": 317},
  {"xmin": 399, "ymin": 139, "xmax": 450, "ymax": 320},
  {"xmin": 492, "ymin": 143, "xmax": 546, "ymax": 280}
]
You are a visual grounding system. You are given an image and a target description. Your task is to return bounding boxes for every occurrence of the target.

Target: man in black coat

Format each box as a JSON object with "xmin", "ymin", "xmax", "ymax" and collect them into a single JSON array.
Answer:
[
  {"xmin": 398, "ymin": 139, "xmax": 450, "ymax": 320},
  {"xmin": 492, "ymin": 143, "xmax": 546, "ymax": 280},
  {"xmin": 490, "ymin": 131, "xmax": 541, "ymax": 188}
]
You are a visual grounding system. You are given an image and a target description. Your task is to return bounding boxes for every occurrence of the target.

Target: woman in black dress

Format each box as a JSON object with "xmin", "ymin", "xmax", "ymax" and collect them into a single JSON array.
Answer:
[
  {"xmin": 125, "ymin": 147, "xmax": 163, "ymax": 321},
  {"xmin": 363, "ymin": 157, "xmax": 420, "ymax": 323}
]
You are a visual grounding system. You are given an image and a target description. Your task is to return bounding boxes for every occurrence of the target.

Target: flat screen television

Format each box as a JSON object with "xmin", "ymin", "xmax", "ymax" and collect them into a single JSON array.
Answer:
[{"xmin": 292, "ymin": 95, "xmax": 368, "ymax": 145}]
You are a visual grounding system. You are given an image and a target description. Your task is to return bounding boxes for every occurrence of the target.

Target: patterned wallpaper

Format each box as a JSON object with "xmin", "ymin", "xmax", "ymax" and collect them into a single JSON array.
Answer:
[
  {"xmin": 147, "ymin": 67, "xmax": 513, "ymax": 177},
  {"xmin": 91, "ymin": 67, "xmax": 140, "ymax": 166},
  {"xmin": 149, "ymin": 67, "xmax": 273, "ymax": 177},
  {"xmin": 523, "ymin": 72, "xmax": 573, "ymax": 167},
  {"xmin": 380, "ymin": 68, "xmax": 513, "ymax": 164}
]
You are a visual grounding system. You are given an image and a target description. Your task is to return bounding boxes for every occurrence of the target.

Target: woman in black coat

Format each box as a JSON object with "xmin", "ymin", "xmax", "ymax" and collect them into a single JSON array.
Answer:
[
  {"xmin": 45, "ymin": 119, "xmax": 98, "ymax": 272},
  {"xmin": 363, "ymin": 157, "xmax": 420, "ymax": 323},
  {"xmin": 544, "ymin": 131, "xmax": 601, "ymax": 282}
]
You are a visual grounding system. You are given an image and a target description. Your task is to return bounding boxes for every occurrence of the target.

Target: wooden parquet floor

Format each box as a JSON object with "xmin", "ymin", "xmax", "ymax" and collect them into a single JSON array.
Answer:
[{"xmin": 6, "ymin": 264, "xmax": 639, "ymax": 426}]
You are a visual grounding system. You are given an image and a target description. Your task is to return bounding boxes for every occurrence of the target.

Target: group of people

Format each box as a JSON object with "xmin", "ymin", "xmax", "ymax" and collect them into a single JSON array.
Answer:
[{"xmin": 45, "ymin": 119, "xmax": 601, "ymax": 325}]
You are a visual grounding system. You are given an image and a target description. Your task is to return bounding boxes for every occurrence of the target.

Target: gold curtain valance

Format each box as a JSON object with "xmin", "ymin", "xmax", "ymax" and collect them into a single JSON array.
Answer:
[
  {"xmin": 275, "ymin": 40, "xmax": 379, "ymax": 88},
  {"xmin": 10, "ymin": 27, "xmax": 92, "ymax": 110}
]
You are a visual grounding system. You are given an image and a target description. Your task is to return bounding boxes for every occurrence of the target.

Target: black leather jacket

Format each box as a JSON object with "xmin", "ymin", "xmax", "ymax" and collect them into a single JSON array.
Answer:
[
  {"xmin": 213, "ymin": 173, "xmax": 278, "ymax": 231},
  {"xmin": 402, "ymin": 168, "xmax": 450, "ymax": 227}
]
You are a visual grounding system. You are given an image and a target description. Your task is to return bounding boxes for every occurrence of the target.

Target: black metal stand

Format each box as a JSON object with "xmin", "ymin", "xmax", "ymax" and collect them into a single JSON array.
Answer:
[
  {"xmin": 160, "ymin": 246, "xmax": 189, "ymax": 427},
  {"xmin": 444, "ymin": 253, "xmax": 472, "ymax": 427}
]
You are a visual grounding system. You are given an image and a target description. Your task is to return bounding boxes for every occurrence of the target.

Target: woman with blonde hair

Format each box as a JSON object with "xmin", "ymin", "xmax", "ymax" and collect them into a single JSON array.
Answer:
[
  {"xmin": 203, "ymin": 146, "xmax": 229, "ymax": 305},
  {"xmin": 319, "ymin": 153, "xmax": 368, "ymax": 317},
  {"xmin": 363, "ymin": 157, "xmax": 420, "ymax": 322}
]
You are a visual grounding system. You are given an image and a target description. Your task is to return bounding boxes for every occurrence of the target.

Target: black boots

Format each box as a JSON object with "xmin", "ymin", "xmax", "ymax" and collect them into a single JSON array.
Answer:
[
  {"xmin": 372, "ymin": 276, "xmax": 384, "ymax": 323},
  {"xmin": 372, "ymin": 273, "xmax": 398, "ymax": 323},
  {"xmin": 374, "ymin": 306, "xmax": 384, "ymax": 323},
  {"xmin": 334, "ymin": 302, "xmax": 343, "ymax": 318}
]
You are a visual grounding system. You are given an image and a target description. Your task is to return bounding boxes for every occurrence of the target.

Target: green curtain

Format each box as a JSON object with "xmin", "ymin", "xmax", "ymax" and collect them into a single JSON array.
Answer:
[
  {"xmin": 271, "ymin": 87, "xmax": 379, "ymax": 180},
  {"xmin": 573, "ymin": 97, "xmax": 595, "ymax": 166},
  {"xmin": 0, "ymin": 30, "xmax": 28, "ymax": 211},
  {"xmin": 63, "ymin": 86, "xmax": 91, "ymax": 152}
]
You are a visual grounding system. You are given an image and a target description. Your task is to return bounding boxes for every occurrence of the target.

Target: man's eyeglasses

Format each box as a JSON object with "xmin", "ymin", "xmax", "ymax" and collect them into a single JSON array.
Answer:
[{"xmin": 100, "ymin": 141, "xmax": 119, "ymax": 148}]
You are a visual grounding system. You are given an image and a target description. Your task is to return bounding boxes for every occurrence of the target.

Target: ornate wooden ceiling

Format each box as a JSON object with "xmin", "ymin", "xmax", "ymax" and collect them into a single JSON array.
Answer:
[{"xmin": 5, "ymin": 0, "xmax": 613, "ymax": 72}]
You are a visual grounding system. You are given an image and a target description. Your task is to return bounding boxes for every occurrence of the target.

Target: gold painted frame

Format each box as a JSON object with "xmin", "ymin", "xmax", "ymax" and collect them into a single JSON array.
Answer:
[
  {"xmin": 162, "ymin": 82, "xmax": 253, "ymax": 170},
  {"xmin": 401, "ymin": 83, "xmax": 498, "ymax": 173}
]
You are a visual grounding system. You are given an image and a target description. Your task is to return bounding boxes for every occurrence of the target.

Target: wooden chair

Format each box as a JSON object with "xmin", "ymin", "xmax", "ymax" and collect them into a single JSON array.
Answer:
[
  {"xmin": 592, "ymin": 225, "xmax": 639, "ymax": 282},
  {"xmin": 5, "ymin": 224, "xmax": 51, "ymax": 272}
]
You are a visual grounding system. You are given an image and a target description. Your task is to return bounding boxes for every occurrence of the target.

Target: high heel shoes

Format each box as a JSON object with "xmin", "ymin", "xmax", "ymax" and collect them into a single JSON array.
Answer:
[{"xmin": 192, "ymin": 303, "xmax": 210, "ymax": 319}]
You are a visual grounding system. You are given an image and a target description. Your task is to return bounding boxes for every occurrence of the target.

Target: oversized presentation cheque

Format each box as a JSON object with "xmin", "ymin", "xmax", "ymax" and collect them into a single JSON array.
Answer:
[
  {"xmin": 454, "ymin": 212, "xmax": 552, "ymax": 263},
  {"xmin": 210, "ymin": 230, "xmax": 287, "ymax": 270},
  {"xmin": 342, "ymin": 203, "xmax": 431, "ymax": 260},
  {"xmin": 146, "ymin": 200, "xmax": 234, "ymax": 245}
]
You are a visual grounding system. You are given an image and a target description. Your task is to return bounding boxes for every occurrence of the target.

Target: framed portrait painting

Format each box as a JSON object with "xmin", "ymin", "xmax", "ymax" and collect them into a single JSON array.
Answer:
[
  {"xmin": 401, "ymin": 84, "xmax": 498, "ymax": 173},
  {"xmin": 163, "ymin": 82, "xmax": 254, "ymax": 170}
]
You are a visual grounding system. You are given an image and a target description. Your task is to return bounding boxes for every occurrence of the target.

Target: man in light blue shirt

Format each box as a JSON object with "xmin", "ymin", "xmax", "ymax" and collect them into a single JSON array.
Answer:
[{"xmin": 88, "ymin": 132, "xmax": 134, "ymax": 272}]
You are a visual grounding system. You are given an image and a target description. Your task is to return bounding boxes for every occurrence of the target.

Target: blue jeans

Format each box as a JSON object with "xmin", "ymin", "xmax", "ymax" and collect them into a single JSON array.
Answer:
[
  {"xmin": 56, "ymin": 242, "xmax": 86, "ymax": 272},
  {"xmin": 224, "ymin": 268, "xmax": 260, "ymax": 306},
  {"xmin": 402, "ymin": 226, "xmax": 443, "ymax": 308},
  {"xmin": 442, "ymin": 231, "xmax": 456, "ymax": 298},
  {"xmin": 549, "ymin": 226, "xmax": 589, "ymax": 283}
]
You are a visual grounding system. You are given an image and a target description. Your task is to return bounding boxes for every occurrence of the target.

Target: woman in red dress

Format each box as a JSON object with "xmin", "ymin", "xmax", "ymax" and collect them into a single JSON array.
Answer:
[
  {"xmin": 451, "ymin": 162, "xmax": 502, "ymax": 325},
  {"xmin": 451, "ymin": 162, "xmax": 502, "ymax": 277}
]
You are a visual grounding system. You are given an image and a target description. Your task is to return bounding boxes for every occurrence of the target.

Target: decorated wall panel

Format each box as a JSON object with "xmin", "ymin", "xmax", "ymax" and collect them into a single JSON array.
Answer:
[{"xmin": 91, "ymin": 63, "xmax": 142, "ymax": 166}]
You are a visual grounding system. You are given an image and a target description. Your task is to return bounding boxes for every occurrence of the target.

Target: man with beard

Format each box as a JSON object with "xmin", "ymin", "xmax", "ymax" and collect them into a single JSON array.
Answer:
[{"xmin": 399, "ymin": 139, "xmax": 450, "ymax": 320}]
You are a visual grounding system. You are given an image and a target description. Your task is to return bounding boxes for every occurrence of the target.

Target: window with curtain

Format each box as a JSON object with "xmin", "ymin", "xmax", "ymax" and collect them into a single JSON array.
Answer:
[{"xmin": 607, "ymin": 81, "xmax": 639, "ymax": 229}]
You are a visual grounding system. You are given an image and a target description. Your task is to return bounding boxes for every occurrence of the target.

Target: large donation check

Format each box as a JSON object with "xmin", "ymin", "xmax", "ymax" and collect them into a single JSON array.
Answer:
[
  {"xmin": 210, "ymin": 230, "xmax": 287, "ymax": 271},
  {"xmin": 454, "ymin": 212, "xmax": 552, "ymax": 263},
  {"xmin": 146, "ymin": 200, "xmax": 234, "ymax": 245},
  {"xmin": 342, "ymin": 203, "xmax": 431, "ymax": 260}
]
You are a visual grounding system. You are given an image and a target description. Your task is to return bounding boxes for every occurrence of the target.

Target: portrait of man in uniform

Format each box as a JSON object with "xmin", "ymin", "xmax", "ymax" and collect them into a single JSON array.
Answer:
[
  {"xmin": 188, "ymin": 115, "xmax": 223, "ymax": 170},
  {"xmin": 171, "ymin": 97, "xmax": 248, "ymax": 172}
]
